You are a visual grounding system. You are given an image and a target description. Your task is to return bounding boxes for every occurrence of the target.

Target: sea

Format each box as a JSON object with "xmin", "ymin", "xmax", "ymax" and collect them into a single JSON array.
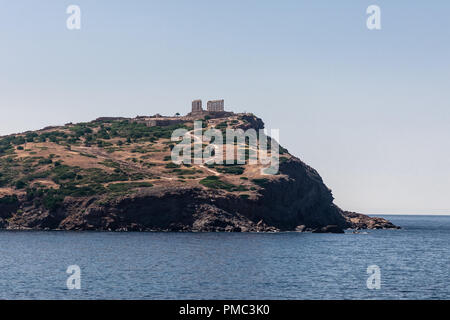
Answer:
[{"xmin": 0, "ymin": 215, "xmax": 448, "ymax": 300}]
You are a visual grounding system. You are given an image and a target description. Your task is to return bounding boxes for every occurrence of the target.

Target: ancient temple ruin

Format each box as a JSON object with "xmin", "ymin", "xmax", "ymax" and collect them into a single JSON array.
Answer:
[
  {"xmin": 133, "ymin": 99, "xmax": 232, "ymax": 127},
  {"xmin": 190, "ymin": 99, "xmax": 225, "ymax": 114},
  {"xmin": 191, "ymin": 99, "xmax": 203, "ymax": 113},
  {"xmin": 207, "ymin": 99, "xmax": 224, "ymax": 112}
]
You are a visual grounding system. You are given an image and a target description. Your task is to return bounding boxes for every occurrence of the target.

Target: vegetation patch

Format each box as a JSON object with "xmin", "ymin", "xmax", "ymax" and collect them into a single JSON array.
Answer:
[
  {"xmin": 0, "ymin": 195, "xmax": 19, "ymax": 205},
  {"xmin": 99, "ymin": 159, "xmax": 121, "ymax": 169},
  {"xmin": 200, "ymin": 176, "xmax": 248, "ymax": 192},
  {"xmin": 79, "ymin": 152, "xmax": 97, "ymax": 158},
  {"xmin": 171, "ymin": 168, "xmax": 198, "ymax": 175},
  {"xmin": 252, "ymin": 178, "xmax": 269, "ymax": 187},
  {"xmin": 215, "ymin": 165, "xmax": 245, "ymax": 175},
  {"xmin": 165, "ymin": 162, "xmax": 180, "ymax": 169}
]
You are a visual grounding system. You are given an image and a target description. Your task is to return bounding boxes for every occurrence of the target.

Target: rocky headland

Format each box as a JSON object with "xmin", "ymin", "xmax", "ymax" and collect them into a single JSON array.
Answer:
[{"xmin": 0, "ymin": 112, "xmax": 399, "ymax": 233}]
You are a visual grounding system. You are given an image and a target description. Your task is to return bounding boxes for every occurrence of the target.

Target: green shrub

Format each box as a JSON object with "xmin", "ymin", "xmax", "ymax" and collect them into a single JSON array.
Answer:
[
  {"xmin": 13, "ymin": 136, "xmax": 26, "ymax": 145},
  {"xmin": 106, "ymin": 120, "xmax": 188, "ymax": 142},
  {"xmin": 51, "ymin": 165, "xmax": 78, "ymax": 182},
  {"xmin": 129, "ymin": 173, "xmax": 147, "ymax": 181},
  {"xmin": 79, "ymin": 152, "xmax": 97, "ymax": 158},
  {"xmin": 25, "ymin": 132, "xmax": 38, "ymax": 142},
  {"xmin": 0, "ymin": 195, "xmax": 19, "ymax": 205},
  {"xmin": 215, "ymin": 121, "xmax": 228, "ymax": 129},
  {"xmin": 99, "ymin": 159, "xmax": 120, "ymax": 169},
  {"xmin": 172, "ymin": 168, "xmax": 196, "ymax": 175},
  {"xmin": 279, "ymin": 146, "xmax": 288, "ymax": 155},
  {"xmin": 199, "ymin": 176, "xmax": 246, "ymax": 192},
  {"xmin": 280, "ymin": 156, "xmax": 289, "ymax": 164},
  {"xmin": 81, "ymin": 168, "xmax": 128, "ymax": 184},
  {"xmin": 70, "ymin": 124, "xmax": 93, "ymax": 138},
  {"xmin": 215, "ymin": 165, "xmax": 245, "ymax": 175},
  {"xmin": 252, "ymin": 178, "xmax": 269, "ymax": 187},
  {"xmin": 42, "ymin": 191, "xmax": 65, "ymax": 211},
  {"xmin": 38, "ymin": 158, "xmax": 53, "ymax": 165},
  {"xmin": 26, "ymin": 188, "xmax": 44, "ymax": 201},
  {"xmin": 15, "ymin": 180, "xmax": 27, "ymax": 189}
]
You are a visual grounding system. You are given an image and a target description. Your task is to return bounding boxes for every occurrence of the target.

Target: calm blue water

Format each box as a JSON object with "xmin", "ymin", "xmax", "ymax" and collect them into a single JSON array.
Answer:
[{"xmin": 0, "ymin": 215, "xmax": 448, "ymax": 300}]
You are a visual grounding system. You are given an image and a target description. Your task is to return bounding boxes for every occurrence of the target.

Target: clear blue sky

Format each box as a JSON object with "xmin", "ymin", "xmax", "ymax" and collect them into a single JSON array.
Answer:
[{"xmin": 1, "ymin": 1, "xmax": 449, "ymax": 214}]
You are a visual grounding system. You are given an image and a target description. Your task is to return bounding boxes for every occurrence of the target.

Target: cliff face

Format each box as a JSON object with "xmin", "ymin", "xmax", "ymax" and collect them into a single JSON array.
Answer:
[
  {"xmin": 0, "ymin": 113, "xmax": 398, "ymax": 232},
  {"xmin": 0, "ymin": 157, "xmax": 397, "ymax": 233}
]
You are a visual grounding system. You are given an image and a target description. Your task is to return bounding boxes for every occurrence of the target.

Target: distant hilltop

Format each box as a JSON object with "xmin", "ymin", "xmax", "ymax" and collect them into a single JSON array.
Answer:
[{"xmin": 96, "ymin": 99, "xmax": 240, "ymax": 128}]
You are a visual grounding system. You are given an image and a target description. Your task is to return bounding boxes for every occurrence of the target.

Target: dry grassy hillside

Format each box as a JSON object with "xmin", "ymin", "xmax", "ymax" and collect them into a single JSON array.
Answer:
[{"xmin": 0, "ymin": 114, "xmax": 289, "ymax": 212}]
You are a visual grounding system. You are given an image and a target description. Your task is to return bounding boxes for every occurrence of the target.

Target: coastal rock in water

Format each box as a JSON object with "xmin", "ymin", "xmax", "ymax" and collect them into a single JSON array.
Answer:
[
  {"xmin": 312, "ymin": 225, "xmax": 345, "ymax": 234},
  {"xmin": 343, "ymin": 211, "xmax": 400, "ymax": 230},
  {"xmin": 295, "ymin": 225, "xmax": 307, "ymax": 232}
]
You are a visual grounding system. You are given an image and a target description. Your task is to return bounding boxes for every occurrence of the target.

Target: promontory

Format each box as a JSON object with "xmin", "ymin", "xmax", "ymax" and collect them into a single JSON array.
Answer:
[{"xmin": 0, "ymin": 103, "xmax": 398, "ymax": 232}]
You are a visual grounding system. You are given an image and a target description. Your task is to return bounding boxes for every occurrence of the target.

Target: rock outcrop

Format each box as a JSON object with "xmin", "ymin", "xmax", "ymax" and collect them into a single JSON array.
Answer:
[{"xmin": 343, "ymin": 211, "xmax": 400, "ymax": 230}]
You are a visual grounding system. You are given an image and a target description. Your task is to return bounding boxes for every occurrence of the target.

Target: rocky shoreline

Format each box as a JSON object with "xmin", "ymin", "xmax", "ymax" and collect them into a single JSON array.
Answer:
[{"xmin": 0, "ymin": 158, "xmax": 399, "ymax": 233}]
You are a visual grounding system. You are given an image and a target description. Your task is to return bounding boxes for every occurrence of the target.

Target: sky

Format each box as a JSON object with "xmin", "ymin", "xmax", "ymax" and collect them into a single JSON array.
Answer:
[{"xmin": 0, "ymin": 0, "xmax": 449, "ymax": 215}]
